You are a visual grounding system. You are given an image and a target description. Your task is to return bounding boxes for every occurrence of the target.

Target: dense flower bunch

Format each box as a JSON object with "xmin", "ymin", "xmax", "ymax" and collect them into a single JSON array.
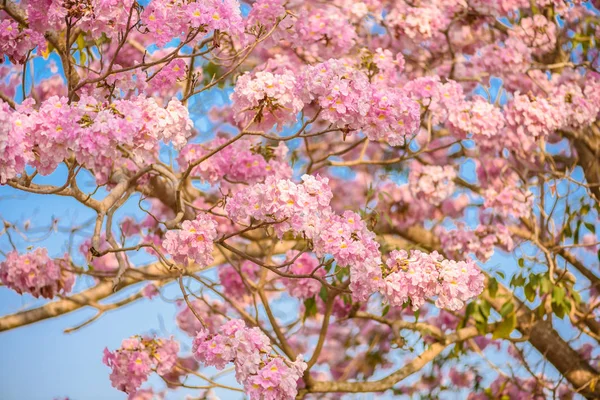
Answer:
[
  {"xmin": 79, "ymin": 234, "xmax": 120, "ymax": 273},
  {"xmin": 226, "ymin": 175, "xmax": 384, "ymax": 300},
  {"xmin": 292, "ymin": 4, "xmax": 357, "ymax": 58},
  {"xmin": 103, "ymin": 336, "xmax": 179, "ymax": 394},
  {"xmin": 218, "ymin": 261, "xmax": 260, "ymax": 301},
  {"xmin": 510, "ymin": 15, "xmax": 557, "ymax": 55},
  {"xmin": 225, "ymin": 174, "xmax": 333, "ymax": 237},
  {"xmin": 175, "ymin": 298, "xmax": 226, "ymax": 336},
  {"xmin": 409, "ymin": 163, "xmax": 457, "ymax": 206},
  {"xmin": 483, "ymin": 186, "xmax": 534, "ymax": 219},
  {"xmin": 26, "ymin": 0, "xmax": 135, "ymax": 39},
  {"xmin": 504, "ymin": 93, "xmax": 561, "ymax": 141},
  {"xmin": 140, "ymin": 0, "xmax": 243, "ymax": 46},
  {"xmin": 300, "ymin": 59, "xmax": 421, "ymax": 144},
  {"xmin": 301, "ymin": 60, "xmax": 371, "ymax": 130},
  {"xmin": 2, "ymin": 95, "xmax": 193, "ymax": 183},
  {"xmin": 0, "ymin": 248, "xmax": 75, "ymax": 299},
  {"xmin": 447, "ymin": 98, "xmax": 505, "ymax": 143},
  {"xmin": 178, "ymin": 138, "xmax": 291, "ymax": 184},
  {"xmin": 439, "ymin": 223, "xmax": 515, "ymax": 262},
  {"xmin": 245, "ymin": 0, "xmax": 286, "ymax": 32},
  {"xmin": 0, "ymin": 100, "xmax": 29, "ymax": 183},
  {"xmin": 382, "ymin": 250, "xmax": 484, "ymax": 311},
  {"xmin": 192, "ymin": 319, "xmax": 306, "ymax": 399},
  {"xmin": 231, "ymin": 70, "xmax": 304, "ymax": 131},
  {"xmin": 162, "ymin": 213, "xmax": 218, "ymax": 267},
  {"xmin": 385, "ymin": 1, "xmax": 450, "ymax": 41},
  {"xmin": 312, "ymin": 210, "xmax": 383, "ymax": 301},
  {"xmin": 282, "ymin": 251, "xmax": 324, "ymax": 300},
  {"xmin": 0, "ymin": 20, "xmax": 45, "ymax": 64},
  {"xmin": 364, "ymin": 87, "xmax": 421, "ymax": 146}
]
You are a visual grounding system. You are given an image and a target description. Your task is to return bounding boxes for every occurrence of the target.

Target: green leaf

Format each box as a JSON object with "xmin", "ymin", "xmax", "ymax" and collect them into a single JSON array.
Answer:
[
  {"xmin": 488, "ymin": 277, "xmax": 498, "ymax": 298},
  {"xmin": 480, "ymin": 300, "xmax": 491, "ymax": 319},
  {"xmin": 584, "ymin": 222, "xmax": 596, "ymax": 234},
  {"xmin": 524, "ymin": 283, "xmax": 536, "ymax": 302},
  {"xmin": 552, "ymin": 286, "xmax": 565, "ymax": 305},
  {"xmin": 303, "ymin": 298, "xmax": 317, "ymax": 320},
  {"xmin": 493, "ymin": 312, "xmax": 516, "ymax": 339},
  {"xmin": 511, "ymin": 274, "xmax": 525, "ymax": 287},
  {"xmin": 382, "ymin": 304, "xmax": 390, "ymax": 317},
  {"xmin": 500, "ymin": 301, "xmax": 514, "ymax": 317},
  {"xmin": 540, "ymin": 276, "xmax": 551, "ymax": 294},
  {"xmin": 552, "ymin": 301, "xmax": 566, "ymax": 319},
  {"xmin": 518, "ymin": 258, "xmax": 525, "ymax": 268},
  {"xmin": 318, "ymin": 286, "xmax": 328, "ymax": 303}
]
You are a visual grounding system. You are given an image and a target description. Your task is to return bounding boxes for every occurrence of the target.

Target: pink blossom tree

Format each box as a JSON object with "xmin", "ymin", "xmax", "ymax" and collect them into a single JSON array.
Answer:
[{"xmin": 1, "ymin": 0, "xmax": 600, "ymax": 398}]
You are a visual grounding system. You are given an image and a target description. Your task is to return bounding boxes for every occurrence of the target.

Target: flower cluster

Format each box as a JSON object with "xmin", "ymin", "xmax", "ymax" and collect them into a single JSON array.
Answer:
[
  {"xmin": 225, "ymin": 174, "xmax": 333, "ymax": 237},
  {"xmin": 192, "ymin": 319, "xmax": 306, "ymax": 399},
  {"xmin": 175, "ymin": 298, "xmax": 226, "ymax": 337},
  {"xmin": 0, "ymin": 20, "xmax": 46, "ymax": 64},
  {"xmin": 510, "ymin": 15, "xmax": 557, "ymax": 55},
  {"xmin": 103, "ymin": 336, "xmax": 179, "ymax": 394},
  {"xmin": 363, "ymin": 87, "xmax": 421, "ymax": 146},
  {"xmin": 551, "ymin": 81, "xmax": 600, "ymax": 130},
  {"xmin": 292, "ymin": 5, "xmax": 357, "ymax": 58},
  {"xmin": 149, "ymin": 59, "xmax": 187, "ymax": 96},
  {"xmin": 231, "ymin": 70, "xmax": 304, "ymax": 131},
  {"xmin": 178, "ymin": 138, "xmax": 291, "ymax": 185},
  {"xmin": 439, "ymin": 223, "xmax": 515, "ymax": 262},
  {"xmin": 26, "ymin": 0, "xmax": 135, "ymax": 38},
  {"xmin": 409, "ymin": 163, "xmax": 457, "ymax": 206},
  {"xmin": 282, "ymin": 251, "xmax": 324, "ymax": 300},
  {"xmin": 404, "ymin": 77, "xmax": 464, "ymax": 126},
  {"xmin": 312, "ymin": 211, "xmax": 383, "ymax": 301},
  {"xmin": 245, "ymin": 0, "xmax": 286, "ymax": 32},
  {"xmin": 142, "ymin": 0, "xmax": 242, "ymax": 47},
  {"xmin": 301, "ymin": 59, "xmax": 420, "ymax": 143},
  {"xmin": 226, "ymin": 175, "xmax": 384, "ymax": 300},
  {"xmin": 162, "ymin": 213, "xmax": 218, "ymax": 267},
  {"xmin": 0, "ymin": 100, "xmax": 30, "ymax": 183},
  {"xmin": 79, "ymin": 234, "xmax": 120, "ymax": 273},
  {"xmin": 448, "ymin": 98, "xmax": 505, "ymax": 143},
  {"xmin": 382, "ymin": 250, "xmax": 484, "ymax": 311},
  {"xmin": 218, "ymin": 261, "xmax": 260, "ymax": 301},
  {"xmin": 0, "ymin": 248, "xmax": 75, "ymax": 299},
  {"xmin": 483, "ymin": 186, "xmax": 533, "ymax": 219},
  {"xmin": 504, "ymin": 93, "xmax": 561, "ymax": 141},
  {"xmin": 385, "ymin": 2, "xmax": 449, "ymax": 41},
  {"xmin": 2, "ymin": 95, "xmax": 193, "ymax": 183}
]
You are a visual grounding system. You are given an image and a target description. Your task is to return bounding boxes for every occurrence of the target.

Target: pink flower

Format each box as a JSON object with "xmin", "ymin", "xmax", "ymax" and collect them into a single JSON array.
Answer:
[
  {"xmin": 231, "ymin": 70, "xmax": 304, "ymax": 131},
  {"xmin": 282, "ymin": 251, "xmax": 324, "ymax": 300},
  {"xmin": 162, "ymin": 213, "xmax": 218, "ymax": 267},
  {"xmin": 176, "ymin": 298, "xmax": 226, "ymax": 336},
  {"xmin": 409, "ymin": 163, "xmax": 457, "ymax": 206},
  {"xmin": 0, "ymin": 100, "xmax": 30, "ymax": 183},
  {"xmin": 382, "ymin": 250, "xmax": 484, "ymax": 311},
  {"xmin": 0, "ymin": 249, "xmax": 75, "ymax": 299},
  {"xmin": 510, "ymin": 15, "xmax": 557, "ymax": 55},
  {"xmin": 192, "ymin": 319, "xmax": 306, "ymax": 398},
  {"xmin": 104, "ymin": 336, "xmax": 179, "ymax": 394},
  {"xmin": 363, "ymin": 87, "xmax": 421, "ymax": 146},
  {"xmin": 179, "ymin": 138, "xmax": 291, "ymax": 185},
  {"xmin": 246, "ymin": 356, "xmax": 307, "ymax": 400},
  {"xmin": 218, "ymin": 261, "xmax": 261, "ymax": 301}
]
